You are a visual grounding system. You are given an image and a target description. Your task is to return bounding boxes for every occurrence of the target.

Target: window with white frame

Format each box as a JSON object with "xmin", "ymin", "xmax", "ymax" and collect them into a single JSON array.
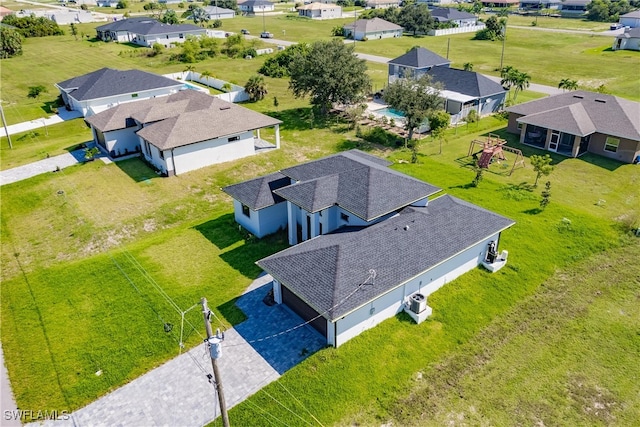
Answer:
[{"xmin": 604, "ymin": 137, "xmax": 620, "ymax": 153}]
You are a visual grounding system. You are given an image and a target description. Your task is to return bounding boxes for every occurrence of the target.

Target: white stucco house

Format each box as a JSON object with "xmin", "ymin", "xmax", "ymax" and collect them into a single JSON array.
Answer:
[
  {"xmin": 95, "ymin": 17, "xmax": 206, "ymax": 47},
  {"xmin": 613, "ymin": 27, "xmax": 640, "ymax": 51},
  {"xmin": 55, "ymin": 68, "xmax": 186, "ymax": 117},
  {"xmin": 223, "ymin": 150, "xmax": 515, "ymax": 347},
  {"xmin": 203, "ymin": 5, "xmax": 236, "ymax": 19},
  {"xmin": 619, "ymin": 10, "xmax": 640, "ymax": 28},
  {"xmin": 298, "ymin": 2, "xmax": 342, "ymax": 19},
  {"xmin": 366, "ymin": 0, "xmax": 400, "ymax": 8},
  {"xmin": 238, "ymin": 0, "xmax": 275, "ymax": 14},
  {"xmin": 343, "ymin": 17, "xmax": 403, "ymax": 40},
  {"xmin": 84, "ymin": 90, "xmax": 282, "ymax": 175}
]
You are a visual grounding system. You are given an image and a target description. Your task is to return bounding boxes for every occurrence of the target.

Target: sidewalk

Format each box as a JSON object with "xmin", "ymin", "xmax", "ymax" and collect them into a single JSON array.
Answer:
[
  {"xmin": 0, "ymin": 109, "xmax": 83, "ymax": 138},
  {"xmin": 0, "ymin": 147, "xmax": 92, "ymax": 186}
]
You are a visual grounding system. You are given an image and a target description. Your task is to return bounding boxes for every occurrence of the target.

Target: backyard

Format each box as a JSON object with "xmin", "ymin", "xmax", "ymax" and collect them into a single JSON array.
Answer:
[{"xmin": 1, "ymin": 9, "xmax": 639, "ymax": 426}]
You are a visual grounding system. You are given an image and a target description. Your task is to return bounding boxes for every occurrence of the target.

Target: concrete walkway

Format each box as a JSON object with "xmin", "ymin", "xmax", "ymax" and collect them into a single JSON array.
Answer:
[
  {"xmin": 0, "ymin": 109, "xmax": 83, "ymax": 137},
  {"xmin": 26, "ymin": 274, "xmax": 325, "ymax": 427},
  {"xmin": 0, "ymin": 148, "xmax": 90, "ymax": 186}
]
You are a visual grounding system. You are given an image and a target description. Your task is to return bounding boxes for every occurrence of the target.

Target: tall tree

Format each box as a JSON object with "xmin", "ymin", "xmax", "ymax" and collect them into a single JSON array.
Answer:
[
  {"xmin": 288, "ymin": 39, "xmax": 371, "ymax": 115},
  {"xmin": 161, "ymin": 9, "xmax": 180, "ymax": 24},
  {"xmin": 245, "ymin": 75, "xmax": 268, "ymax": 101},
  {"xmin": 512, "ymin": 71, "xmax": 530, "ymax": 101},
  {"xmin": 558, "ymin": 78, "xmax": 578, "ymax": 92},
  {"xmin": 0, "ymin": 27, "xmax": 23, "ymax": 58},
  {"xmin": 383, "ymin": 73, "xmax": 444, "ymax": 160},
  {"xmin": 191, "ymin": 6, "xmax": 210, "ymax": 26},
  {"xmin": 398, "ymin": 4, "xmax": 434, "ymax": 36}
]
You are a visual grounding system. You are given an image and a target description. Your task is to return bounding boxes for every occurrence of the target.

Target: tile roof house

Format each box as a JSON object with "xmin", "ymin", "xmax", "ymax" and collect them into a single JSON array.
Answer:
[
  {"xmin": 223, "ymin": 150, "xmax": 514, "ymax": 347},
  {"xmin": 95, "ymin": 17, "xmax": 206, "ymax": 47},
  {"xmin": 506, "ymin": 90, "xmax": 640, "ymax": 163},
  {"xmin": 388, "ymin": 48, "xmax": 507, "ymax": 122},
  {"xmin": 343, "ymin": 17, "xmax": 402, "ymax": 40},
  {"xmin": 619, "ymin": 10, "xmax": 640, "ymax": 28},
  {"xmin": 613, "ymin": 27, "xmax": 640, "ymax": 51},
  {"xmin": 85, "ymin": 90, "xmax": 282, "ymax": 175},
  {"xmin": 55, "ymin": 67, "xmax": 185, "ymax": 117},
  {"xmin": 298, "ymin": 2, "xmax": 342, "ymax": 19}
]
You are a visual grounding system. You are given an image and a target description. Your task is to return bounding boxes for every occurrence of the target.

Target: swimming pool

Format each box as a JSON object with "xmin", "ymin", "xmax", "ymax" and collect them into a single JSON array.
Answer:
[{"xmin": 375, "ymin": 107, "xmax": 405, "ymax": 120}]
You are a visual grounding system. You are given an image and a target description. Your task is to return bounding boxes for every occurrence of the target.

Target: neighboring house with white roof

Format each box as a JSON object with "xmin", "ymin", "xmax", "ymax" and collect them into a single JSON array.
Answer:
[
  {"xmin": 613, "ymin": 27, "xmax": 640, "ymax": 51},
  {"xmin": 223, "ymin": 150, "xmax": 515, "ymax": 347},
  {"xmin": 298, "ymin": 2, "xmax": 342, "ymax": 19},
  {"xmin": 48, "ymin": 10, "xmax": 93, "ymax": 24},
  {"xmin": 203, "ymin": 5, "xmax": 236, "ymax": 19},
  {"xmin": 506, "ymin": 90, "xmax": 640, "ymax": 163},
  {"xmin": 85, "ymin": 90, "xmax": 282, "ymax": 175},
  {"xmin": 619, "ymin": 10, "xmax": 640, "ymax": 28},
  {"xmin": 238, "ymin": 0, "xmax": 275, "ymax": 14},
  {"xmin": 55, "ymin": 68, "xmax": 185, "ymax": 117},
  {"xmin": 95, "ymin": 17, "xmax": 206, "ymax": 46},
  {"xmin": 343, "ymin": 17, "xmax": 403, "ymax": 40}
]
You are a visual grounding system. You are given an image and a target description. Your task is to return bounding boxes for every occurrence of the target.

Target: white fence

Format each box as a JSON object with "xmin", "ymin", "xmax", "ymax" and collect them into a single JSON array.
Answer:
[
  {"xmin": 428, "ymin": 24, "xmax": 485, "ymax": 37},
  {"xmin": 164, "ymin": 71, "xmax": 249, "ymax": 103}
]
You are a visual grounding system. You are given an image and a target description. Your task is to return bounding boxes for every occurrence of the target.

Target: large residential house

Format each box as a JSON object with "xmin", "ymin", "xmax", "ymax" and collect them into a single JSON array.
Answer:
[
  {"xmin": 430, "ymin": 8, "xmax": 478, "ymax": 27},
  {"xmin": 85, "ymin": 90, "xmax": 282, "ymax": 175},
  {"xmin": 223, "ymin": 150, "xmax": 514, "ymax": 347},
  {"xmin": 365, "ymin": 0, "xmax": 400, "ymax": 8},
  {"xmin": 343, "ymin": 18, "xmax": 403, "ymax": 40},
  {"xmin": 238, "ymin": 0, "xmax": 275, "ymax": 14},
  {"xmin": 298, "ymin": 3, "xmax": 342, "ymax": 19},
  {"xmin": 387, "ymin": 46, "xmax": 451, "ymax": 82},
  {"xmin": 95, "ymin": 17, "xmax": 206, "ymax": 47},
  {"xmin": 613, "ymin": 27, "xmax": 640, "ymax": 51},
  {"xmin": 203, "ymin": 6, "xmax": 236, "ymax": 19},
  {"xmin": 55, "ymin": 68, "xmax": 185, "ymax": 117},
  {"xmin": 506, "ymin": 90, "xmax": 640, "ymax": 163}
]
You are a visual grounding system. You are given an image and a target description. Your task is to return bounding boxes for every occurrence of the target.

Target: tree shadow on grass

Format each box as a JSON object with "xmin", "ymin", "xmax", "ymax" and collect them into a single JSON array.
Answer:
[
  {"xmin": 218, "ymin": 230, "xmax": 288, "ymax": 279},
  {"xmin": 523, "ymin": 207, "xmax": 542, "ymax": 215},
  {"xmin": 114, "ymin": 157, "xmax": 161, "ymax": 183},
  {"xmin": 193, "ymin": 213, "xmax": 243, "ymax": 250}
]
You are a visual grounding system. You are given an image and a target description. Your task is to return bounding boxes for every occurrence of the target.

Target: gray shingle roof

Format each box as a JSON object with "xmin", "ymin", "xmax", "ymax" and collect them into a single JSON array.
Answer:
[
  {"xmin": 430, "ymin": 7, "xmax": 476, "ymax": 21},
  {"xmin": 96, "ymin": 17, "xmax": 157, "ymax": 32},
  {"xmin": 507, "ymin": 90, "xmax": 640, "ymax": 141},
  {"xmin": 427, "ymin": 66, "xmax": 506, "ymax": 98},
  {"xmin": 56, "ymin": 68, "xmax": 182, "ymax": 101},
  {"xmin": 96, "ymin": 17, "xmax": 203, "ymax": 36},
  {"xmin": 223, "ymin": 172, "xmax": 290, "ymax": 210},
  {"xmin": 617, "ymin": 27, "xmax": 640, "ymax": 38},
  {"xmin": 273, "ymin": 150, "xmax": 440, "ymax": 221},
  {"xmin": 388, "ymin": 47, "xmax": 451, "ymax": 69},
  {"xmin": 86, "ymin": 90, "xmax": 282, "ymax": 150},
  {"xmin": 343, "ymin": 17, "xmax": 403, "ymax": 33},
  {"xmin": 203, "ymin": 6, "xmax": 235, "ymax": 14},
  {"xmin": 257, "ymin": 195, "xmax": 515, "ymax": 321},
  {"xmin": 621, "ymin": 10, "xmax": 640, "ymax": 18}
]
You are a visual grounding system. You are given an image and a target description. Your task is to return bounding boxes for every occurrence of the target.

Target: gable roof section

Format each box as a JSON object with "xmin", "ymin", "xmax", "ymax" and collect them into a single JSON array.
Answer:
[
  {"xmin": 517, "ymin": 103, "xmax": 597, "ymax": 137},
  {"xmin": 274, "ymin": 151, "xmax": 440, "ymax": 221},
  {"xmin": 427, "ymin": 66, "xmax": 506, "ymax": 98},
  {"xmin": 388, "ymin": 47, "xmax": 451, "ymax": 69},
  {"xmin": 430, "ymin": 7, "xmax": 476, "ymax": 21},
  {"xmin": 507, "ymin": 90, "xmax": 640, "ymax": 141},
  {"xmin": 223, "ymin": 172, "xmax": 290, "ymax": 210},
  {"xmin": 344, "ymin": 17, "xmax": 402, "ymax": 33},
  {"xmin": 620, "ymin": 10, "xmax": 640, "ymax": 18},
  {"xmin": 203, "ymin": 6, "xmax": 235, "ymax": 14},
  {"xmin": 257, "ymin": 195, "xmax": 515, "ymax": 321},
  {"xmin": 96, "ymin": 17, "xmax": 157, "ymax": 32},
  {"xmin": 617, "ymin": 27, "xmax": 640, "ymax": 38},
  {"xmin": 56, "ymin": 68, "xmax": 182, "ymax": 101},
  {"xmin": 96, "ymin": 18, "xmax": 203, "ymax": 35}
]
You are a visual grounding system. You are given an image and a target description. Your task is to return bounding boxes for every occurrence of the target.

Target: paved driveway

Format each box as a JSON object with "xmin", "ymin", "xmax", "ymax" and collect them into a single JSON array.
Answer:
[{"xmin": 27, "ymin": 274, "xmax": 325, "ymax": 427}]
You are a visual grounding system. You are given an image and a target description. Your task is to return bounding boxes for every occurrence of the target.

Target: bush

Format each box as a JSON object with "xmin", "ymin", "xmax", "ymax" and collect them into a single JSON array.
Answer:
[
  {"xmin": 116, "ymin": 0, "xmax": 128, "ymax": 9},
  {"xmin": 28, "ymin": 85, "xmax": 47, "ymax": 98},
  {"xmin": 465, "ymin": 109, "xmax": 479, "ymax": 123},
  {"xmin": 357, "ymin": 126, "xmax": 403, "ymax": 147},
  {"xmin": 211, "ymin": 19, "xmax": 222, "ymax": 28}
]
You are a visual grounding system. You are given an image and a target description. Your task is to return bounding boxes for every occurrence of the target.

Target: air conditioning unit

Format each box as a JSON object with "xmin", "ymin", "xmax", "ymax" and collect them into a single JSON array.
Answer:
[{"xmin": 409, "ymin": 293, "xmax": 426, "ymax": 314}]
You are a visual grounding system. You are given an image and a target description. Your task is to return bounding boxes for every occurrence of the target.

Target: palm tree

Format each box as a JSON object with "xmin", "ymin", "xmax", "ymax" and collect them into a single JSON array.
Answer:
[
  {"xmin": 500, "ymin": 65, "xmax": 516, "ymax": 92},
  {"xmin": 512, "ymin": 71, "xmax": 531, "ymax": 102},
  {"xmin": 558, "ymin": 78, "xmax": 578, "ymax": 92},
  {"xmin": 244, "ymin": 75, "xmax": 268, "ymax": 101},
  {"xmin": 200, "ymin": 70, "xmax": 214, "ymax": 88}
]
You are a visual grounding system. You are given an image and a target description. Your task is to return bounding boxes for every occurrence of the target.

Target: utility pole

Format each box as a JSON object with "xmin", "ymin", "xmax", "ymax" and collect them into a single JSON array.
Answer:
[
  {"xmin": 499, "ymin": 22, "xmax": 507, "ymax": 72},
  {"xmin": 0, "ymin": 104, "xmax": 12, "ymax": 149},
  {"xmin": 201, "ymin": 297, "xmax": 230, "ymax": 427}
]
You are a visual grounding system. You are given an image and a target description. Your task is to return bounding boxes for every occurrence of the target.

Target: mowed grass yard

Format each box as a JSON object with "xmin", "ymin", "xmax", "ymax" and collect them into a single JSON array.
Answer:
[{"xmin": 1, "ymin": 14, "xmax": 639, "ymax": 424}]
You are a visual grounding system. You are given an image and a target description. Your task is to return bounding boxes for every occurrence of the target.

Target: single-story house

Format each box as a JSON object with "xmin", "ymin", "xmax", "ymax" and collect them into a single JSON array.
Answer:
[
  {"xmin": 613, "ymin": 27, "xmax": 640, "ymax": 51},
  {"xmin": 48, "ymin": 10, "xmax": 93, "ymax": 24},
  {"xmin": 558, "ymin": 0, "xmax": 591, "ymax": 14},
  {"xmin": 366, "ymin": 0, "xmax": 400, "ymax": 9},
  {"xmin": 85, "ymin": 90, "xmax": 282, "ymax": 175},
  {"xmin": 203, "ymin": 6, "xmax": 236, "ymax": 19},
  {"xmin": 519, "ymin": 0, "xmax": 561, "ymax": 9},
  {"xmin": 298, "ymin": 2, "xmax": 342, "ymax": 19},
  {"xmin": 238, "ymin": 0, "xmax": 275, "ymax": 14},
  {"xmin": 619, "ymin": 10, "xmax": 640, "ymax": 28},
  {"xmin": 479, "ymin": 0, "xmax": 519, "ymax": 6},
  {"xmin": 55, "ymin": 68, "xmax": 185, "ymax": 117},
  {"xmin": 95, "ymin": 0, "xmax": 119, "ymax": 6},
  {"xmin": 506, "ymin": 90, "xmax": 640, "ymax": 163},
  {"xmin": 223, "ymin": 150, "xmax": 514, "ymax": 347},
  {"xmin": 343, "ymin": 17, "xmax": 402, "ymax": 40},
  {"xmin": 95, "ymin": 18, "xmax": 206, "ymax": 47},
  {"xmin": 387, "ymin": 46, "xmax": 450, "ymax": 83},
  {"xmin": 430, "ymin": 7, "xmax": 478, "ymax": 27}
]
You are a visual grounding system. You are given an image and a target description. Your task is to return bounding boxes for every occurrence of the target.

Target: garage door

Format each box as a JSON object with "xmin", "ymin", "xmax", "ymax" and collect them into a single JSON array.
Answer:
[{"xmin": 281, "ymin": 286, "xmax": 327, "ymax": 338}]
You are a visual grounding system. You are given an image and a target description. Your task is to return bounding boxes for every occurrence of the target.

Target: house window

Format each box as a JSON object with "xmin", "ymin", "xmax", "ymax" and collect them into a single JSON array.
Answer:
[
  {"xmin": 517, "ymin": 122, "xmax": 522, "ymax": 130},
  {"xmin": 131, "ymin": 93, "xmax": 138, "ymax": 98},
  {"xmin": 340, "ymin": 213, "xmax": 349, "ymax": 223},
  {"xmin": 159, "ymin": 150, "xmax": 164, "ymax": 160},
  {"xmin": 604, "ymin": 137, "xmax": 620, "ymax": 153},
  {"xmin": 228, "ymin": 136, "xmax": 240, "ymax": 142},
  {"xmin": 241, "ymin": 204, "xmax": 250, "ymax": 217}
]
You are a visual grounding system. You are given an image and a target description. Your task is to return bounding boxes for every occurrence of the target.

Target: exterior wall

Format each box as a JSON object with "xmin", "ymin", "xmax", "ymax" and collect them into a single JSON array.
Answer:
[
  {"xmin": 620, "ymin": 16, "xmax": 640, "ymax": 28},
  {"xmin": 587, "ymin": 133, "xmax": 640, "ymax": 163},
  {"xmin": 101, "ymin": 127, "xmax": 140, "ymax": 156},
  {"xmin": 233, "ymin": 200, "xmax": 288, "ymax": 238},
  {"xmin": 356, "ymin": 28, "xmax": 402, "ymax": 40},
  {"xmin": 332, "ymin": 233, "xmax": 503, "ymax": 347},
  {"xmin": 134, "ymin": 30, "xmax": 206, "ymax": 47},
  {"xmin": 428, "ymin": 24, "xmax": 485, "ymax": 36},
  {"xmin": 613, "ymin": 36, "xmax": 640, "ymax": 51},
  {"xmin": 479, "ymin": 93, "xmax": 505, "ymax": 116},
  {"xmin": 507, "ymin": 112, "xmax": 524, "ymax": 134},
  {"xmin": 167, "ymin": 131, "xmax": 255, "ymax": 175},
  {"xmin": 299, "ymin": 7, "xmax": 342, "ymax": 19},
  {"xmin": 66, "ymin": 85, "xmax": 182, "ymax": 117},
  {"xmin": 240, "ymin": 4, "xmax": 275, "ymax": 13},
  {"xmin": 206, "ymin": 11, "xmax": 235, "ymax": 19}
]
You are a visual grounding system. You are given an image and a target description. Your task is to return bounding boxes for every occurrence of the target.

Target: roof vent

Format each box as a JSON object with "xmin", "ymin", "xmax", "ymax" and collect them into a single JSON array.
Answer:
[
  {"xmin": 219, "ymin": 105, "xmax": 231, "ymax": 110},
  {"xmin": 595, "ymin": 99, "xmax": 606, "ymax": 103},
  {"xmin": 572, "ymin": 95, "xmax": 584, "ymax": 99}
]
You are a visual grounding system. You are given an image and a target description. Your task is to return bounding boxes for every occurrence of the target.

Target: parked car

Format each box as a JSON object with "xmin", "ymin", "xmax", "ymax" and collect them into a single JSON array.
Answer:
[
  {"xmin": 610, "ymin": 23, "xmax": 623, "ymax": 30},
  {"xmin": 241, "ymin": 29, "xmax": 250, "ymax": 35},
  {"xmin": 260, "ymin": 31, "xmax": 274, "ymax": 38}
]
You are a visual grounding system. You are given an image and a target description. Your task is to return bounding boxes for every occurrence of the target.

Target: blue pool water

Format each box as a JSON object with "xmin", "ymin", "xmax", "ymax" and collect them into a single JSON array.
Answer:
[{"xmin": 376, "ymin": 107, "xmax": 405, "ymax": 120}]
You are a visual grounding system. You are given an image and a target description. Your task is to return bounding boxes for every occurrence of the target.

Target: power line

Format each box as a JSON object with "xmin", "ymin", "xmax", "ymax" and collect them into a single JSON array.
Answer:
[{"xmin": 277, "ymin": 382, "xmax": 324, "ymax": 427}]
